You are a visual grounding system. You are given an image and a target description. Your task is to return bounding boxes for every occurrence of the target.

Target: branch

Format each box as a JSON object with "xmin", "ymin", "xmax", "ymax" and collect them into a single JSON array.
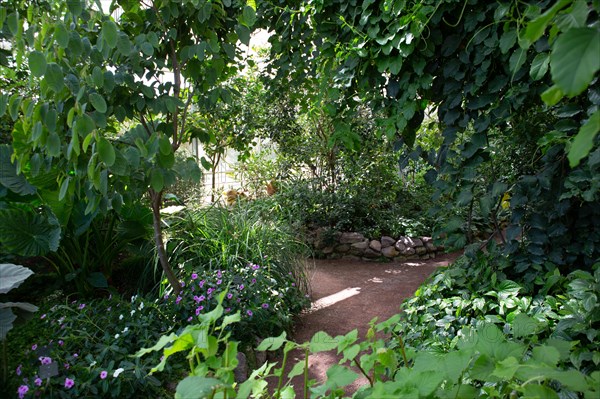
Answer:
[{"xmin": 177, "ymin": 88, "xmax": 195, "ymax": 150}]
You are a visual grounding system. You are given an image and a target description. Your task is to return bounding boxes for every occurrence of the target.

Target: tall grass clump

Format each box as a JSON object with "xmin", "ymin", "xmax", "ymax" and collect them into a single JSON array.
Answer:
[{"xmin": 159, "ymin": 198, "xmax": 312, "ymax": 340}]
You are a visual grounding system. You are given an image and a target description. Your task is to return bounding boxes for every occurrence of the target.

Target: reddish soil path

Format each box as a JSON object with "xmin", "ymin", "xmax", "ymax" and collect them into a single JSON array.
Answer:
[{"xmin": 276, "ymin": 252, "xmax": 461, "ymax": 396}]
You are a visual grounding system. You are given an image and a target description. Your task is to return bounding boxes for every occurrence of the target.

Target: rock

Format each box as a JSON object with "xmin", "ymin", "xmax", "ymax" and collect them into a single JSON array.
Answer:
[
  {"xmin": 381, "ymin": 236, "xmax": 396, "ymax": 248},
  {"xmin": 411, "ymin": 238, "xmax": 424, "ymax": 247},
  {"xmin": 394, "ymin": 242, "xmax": 406, "ymax": 252},
  {"xmin": 369, "ymin": 240, "xmax": 382, "ymax": 252},
  {"xmin": 363, "ymin": 248, "xmax": 380, "ymax": 258},
  {"xmin": 340, "ymin": 232, "xmax": 366, "ymax": 244},
  {"xmin": 381, "ymin": 246, "xmax": 399, "ymax": 258},
  {"xmin": 416, "ymin": 246, "xmax": 427, "ymax": 255},
  {"xmin": 335, "ymin": 244, "xmax": 351, "ymax": 253},
  {"xmin": 322, "ymin": 246, "xmax": 334, "ymax": 255},
  {"xmin": 421, "ymin": 236, "xmax": 433, "ymax": 244},
  {"xmin": 425, "ymin": 242, "xmax": 437, "ymax": 252},
  {"xmin": 313, "ymin": 238, "xmax": 327, "ymax": 250},
  {"xmin": 350, "ymin": 240, "xmax": 369, "ymax": 255},
  {"xmin": 419, "ymin": 254, "xmax": 430, "ymax": 260},
  {"xmin": 234, "ymin": 352, "xmax": 248, "ymax": 382},
  {"xmin": 342, "ymin": 255, "xmax": 362, "ymax": 261},
  {"xmin": 400, "ymin": 246, "xmax": 416, "ymax": 256},
  {"xmin": 397, "ymin": 236, "xmax": 419, "ymax": 247}
]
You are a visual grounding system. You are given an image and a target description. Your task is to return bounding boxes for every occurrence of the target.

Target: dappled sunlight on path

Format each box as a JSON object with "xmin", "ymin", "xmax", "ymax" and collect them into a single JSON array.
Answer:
[{"xmin": 277, "ymin": 252, "xmax": 461, "ymax": 396}]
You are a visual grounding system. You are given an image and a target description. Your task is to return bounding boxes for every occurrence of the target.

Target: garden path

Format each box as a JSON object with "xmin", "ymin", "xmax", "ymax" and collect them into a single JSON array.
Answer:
[{"xmin": 272, "ymin": 252, "xmax": 461, "ymax": 396}]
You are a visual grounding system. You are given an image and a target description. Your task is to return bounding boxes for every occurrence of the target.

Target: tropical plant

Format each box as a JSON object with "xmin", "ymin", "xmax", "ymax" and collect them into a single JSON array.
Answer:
[{"xmin": 1, "ymin": 0, "xmax": 259, "ymax": 295}]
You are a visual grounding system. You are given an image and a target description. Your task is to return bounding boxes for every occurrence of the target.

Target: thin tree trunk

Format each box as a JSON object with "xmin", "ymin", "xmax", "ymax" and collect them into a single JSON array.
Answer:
[{"xmin": 150, "ymin": 190, "xmax": 180, "ymax": 295}]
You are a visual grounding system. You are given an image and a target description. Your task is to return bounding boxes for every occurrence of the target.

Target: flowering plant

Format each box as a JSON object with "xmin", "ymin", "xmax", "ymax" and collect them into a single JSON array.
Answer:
[
  {"xmin": 5, "ymin": 295, "xmax": 178, "ymax": 398},
  {"xmin": 163, "ymin": 261, "xmax": 310, "ymax": 344}
]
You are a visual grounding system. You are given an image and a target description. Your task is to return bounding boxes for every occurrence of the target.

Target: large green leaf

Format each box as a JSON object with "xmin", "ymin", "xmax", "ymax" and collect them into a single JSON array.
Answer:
[
  {"xmin": 102, "ymin": 20, "xmax": 118, "ymax": 48},
  {"xmin": 89, "ymin": 93, "xmax": 107, "ymax": 113},
  {"xmin": 175, "ymin": 377, "xmax": 228, "ymax": 399},
  {"xmin": 0, "ymin": 263, "xmax": 34, "ymax": 294},
  {"xmin": 0, "ymin": 209, "xmax": 61, "ymax": 256},
  {"xmin": 0, "ymin": 145, "xmax": 36, "ymax": 195},
  {"xmin": 44, "ymin": 63, "xmax": 65, "ymax": 93},
  {"xmin": 97, "ymin": 137, "xmax": 116, "ymax": 166},
  {"xmin": 550, "ymin": 27, "xmax": 600, "ymax": 96},
  {"xmin": 28, "ymin": 51, "xmax": 47, "ymax": 77},
  {"xmin": 568, "ymin": 110, "xmax": 600, "ymax": 167}
]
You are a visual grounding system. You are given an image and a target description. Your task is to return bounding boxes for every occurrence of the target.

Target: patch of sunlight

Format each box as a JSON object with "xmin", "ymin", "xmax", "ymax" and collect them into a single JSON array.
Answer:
[{"xmin": 308, "ymin": 287, "xmax": 361, "ymax": 313}]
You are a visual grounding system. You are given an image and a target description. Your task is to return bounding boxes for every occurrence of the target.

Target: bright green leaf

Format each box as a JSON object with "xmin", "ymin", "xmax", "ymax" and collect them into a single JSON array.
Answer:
[
  {"xmin": 541, "ymin": 84, "xmax": 564, "ymax": 106},
  {"xmin": 568, "ymin": 110, "xmax": 600, "ymax": 167},
  {"xmin": 530, "ymin": 52, "xmax": 549, "ymax": 80}
]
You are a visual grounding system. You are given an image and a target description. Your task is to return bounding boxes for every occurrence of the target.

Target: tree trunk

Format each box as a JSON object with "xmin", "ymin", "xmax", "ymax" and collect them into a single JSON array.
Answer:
[{"xmin": 150, "ymin": 190, "xmax": 180, "ymax": 295}]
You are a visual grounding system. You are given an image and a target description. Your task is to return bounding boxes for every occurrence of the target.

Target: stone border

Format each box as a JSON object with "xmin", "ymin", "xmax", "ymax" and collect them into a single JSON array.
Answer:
[{"xmin": 307, "ymin": 230, "xmax": 442, "ymax": 261}]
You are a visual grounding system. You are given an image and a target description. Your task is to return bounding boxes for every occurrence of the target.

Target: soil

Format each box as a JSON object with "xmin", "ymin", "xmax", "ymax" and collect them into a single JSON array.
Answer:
[{"xmin": 269, "ymin": 252, "xmax": 461, "ymax": 396}]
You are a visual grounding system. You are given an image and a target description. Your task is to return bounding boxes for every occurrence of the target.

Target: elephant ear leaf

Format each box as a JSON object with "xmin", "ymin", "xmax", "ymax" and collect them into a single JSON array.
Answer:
[
  {"xmin": 0, "ymin": 263, "xmax": 34, "ymax": 294},
  {"xmin": 0, "ymin": 209, "xmax": 61, "ymax": 256},
  {"xmin": 0, "ymin": 145, "xmax": 36, "ymax": 195}
]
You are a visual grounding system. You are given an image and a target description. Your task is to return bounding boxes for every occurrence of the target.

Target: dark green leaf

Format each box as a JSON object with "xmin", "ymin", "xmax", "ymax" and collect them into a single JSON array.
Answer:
[
  {"xmin": 0, "ymin": 145, "xmax": 36, "ymax": 195},
  {"xmin": 102, "ymin": 20, "xmax": 118, "ymax": 49},
  {"xmin": 47, "ymin": 132, "xmax": 61, "ymax": 157},
  {"xmin": 89, "ymin": 93, "xmax": 107, "ymax": 113},
  {"xmin": 530, "ymin": 52, "xmax": 549, "ymax": 80},
  {"xmin": 0, "ymin": 208, "xmax": 61, "ymax": 256},
  {"xmin": 74, "ymin": 114, "xmax": 96, "ymax": 137},
  {"xmin": 150, "ymin": 169, "xmax": 164, "ymax": 192},
  {"xmin": 54, "ymin": 23, "xmax": 69, "ymax": 48},
  {"xmin": 97, "ymin": 137, "xmax": 116, "ymax": 166},
  {"xmin": 551, "ymin": 27, "xmax": 600, "ymax": 96},
  {"xmin": 45, "ymin": 63, "xmax": 65, "ymax": 93},
  {"xmin": 28, "ymin": 51, "xmax": 47, "ymax": 77}
]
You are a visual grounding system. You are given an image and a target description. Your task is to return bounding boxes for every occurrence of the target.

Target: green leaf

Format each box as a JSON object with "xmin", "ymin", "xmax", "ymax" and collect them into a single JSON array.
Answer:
[
  {"xmin": 550, "ymin": 27, "xmax": 600, "ymax": 96},
  {"xmin": 58, "ymin": 177, "xmax": 70, "ymax": 201},
  {"xmin": 521, "ymin": 384, "xmax": 559, "ymax": 399},
  {"xmin": 309, "ymin": 331, "xmax": 338, "ymax": 352},
  {"xmin": 0, "ymin": 308, "xmax": 17, "ymax": 341},
  {"xmin": 45, "ymin": 63, "xmax": 65, "ymax": 93},
  {"xmin": 541, "ymin": 84, "xmax": 564, "ymax": 106},
  {"xmin": 89, "ymin": 93, "xmax": 107, "ymax": 113},
  {"xmin": 532, "ymin": 345, "xmax": 560, "ymax": 366},
  {"xmin": 175, "ymin": 377, "xmax": 228, "ymax": 399},
  {"xmin": 530, "ymin": 52, "xmax": 549, "ymax": 80},
  {"xmin": 102, "ymin": 20, "xmax": 118, "ymax": 49},
  {"xmin": 150, "ymin": 169, "xmax": 164, "ymax": 192},
  {"xmin": 568, "ymin": 109, "xmax": 600, "ymax": 167},
  {"xmin": 47, "ymin": 132, "xmax": 61, "ymax": 157},
  {"xmin": 499, "ymin": 30, "xmax": 517, "ymax": 54},
  {"xmin": 523, "ymin": 0, "xmax": 571, "ymax": 44},
  {"xmin": 87, "ymin": 272, "xmax": 108, "ymax": 288},
  {"xmin": 0, "ymin": 93, "xmax": 7, "ymax": 117},
  {"xmin": 324, "ymin": 364, "xmax": 358, "ymax": 388},
  {"xmin": 97, "ymin": 137, "xmax": 116, "ymax": 166},
  {"xmin": 512, "ymin": 313, "xmax": 538, "ymax": 338},
  {"xmin": 0, "ymin": 145, "xmax": 36, "ymax": 195},
  {"xmin": 0, "ymin": 208, "xmax": 61, "ymax": 256},
  {"xmin": 141, "ymin": 42, "xmax": 154, "ymax": 56},
  {"xmin": 509, "ymin": 47, "xmax": 527, "ymax": 75},
  {"xmin": 74, "ymin": 114, "xmax": 96, "ymax": 137},
  {"xmin": 117, "ymin": 34, "xmax": 132, "ymax": 56},
  {"xmin": 7, "ymin": 12, "xmax": 18, "ymax": 35},
  {"xmin": 257, "ymin": 331, "xmax": 287, "ymax": 351},
  {"xmin": 54, "ymin": 23, "xmax": 70, "ymax": 48},
  {"xmin": 28, "ymin": 51, "xmax": 47, "ymax": 77},
  {"xmin": 242, "ymin": 6, "xmax": 257, "ymax": 27}
]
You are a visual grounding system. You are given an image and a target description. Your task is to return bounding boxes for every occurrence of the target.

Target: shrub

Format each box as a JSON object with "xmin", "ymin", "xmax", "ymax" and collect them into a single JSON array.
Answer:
[{"xmin": 3, "ymin": 294, "xmax": 178, "ymax": 398}]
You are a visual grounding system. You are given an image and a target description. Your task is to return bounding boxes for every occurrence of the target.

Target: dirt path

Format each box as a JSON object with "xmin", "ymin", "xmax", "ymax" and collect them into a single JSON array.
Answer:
[{"xmin": 273, "ymin": 252, "xmax": 461, "ymax": 396}]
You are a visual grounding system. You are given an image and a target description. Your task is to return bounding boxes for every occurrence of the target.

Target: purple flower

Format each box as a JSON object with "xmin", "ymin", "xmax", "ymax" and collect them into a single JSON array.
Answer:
[
  {"xmin": 100, "ymin": 371, "xmax": 108, "ymax": 380},
  {"xmin": 39, "ymin": 356, "xmax": 52, "ymax": 365},
  {"xmin": 35, "ymin": 377, "xmax": 42, "ymax": 386},
  {"xmin": 64, "ymin": 363, "xmax": 70, "ymax": 370},
  {"xmin": 16, "ymin": 365, "xmax": 22, "ymax": 376},
  {"xmin": 78, "ymin": 303, "xmax": 86, "ymax": 310},
  {"xmin": 64, "ymin": 377, "xmax": 74, "ymax": 389},
  {"xmin": 217, "ymin": 270, "xmax": 222, "ymax": 278},
  {"xmin": 187, "ymin": 316, "xmax": 193, "ymax": 322},
  {"xmin": 227, "ymin": 293, "xmax": 233, "ymax": 299},
  {"xmin": 225, "ymin": 307, "xmax": 231, "ymax": 312},
  {"xmin": 191, "ymin": 273, "xmax": 198, "ymax": 280},
  {"xmin": 238, "ymin": 284, "xmax": 244, "ymax": 291},
  {"xmin": 292, "ymin": 283, "xmax": 296, "ymax": 287},
  {"xmin": 175, "ymin": 296, "xmax": 182, "ymax": 305},
  {"xmin": 262, "ymin": 303, "xmax": 269, "ymax": 309},
  {"xmin": 73, "ymin": 353, "xmax": 78, "ymax": 358},
  {"xmin": 207, "ymin": 288, "xmax": 214, "ymax": 295},
  {"xmin": 163, "ymin": 294, "xmax": 169, "ymax": 300},
  {"xmin": 180, "ymin": 281, "xmax": 185, "ymax": 287},
  {"xmin": 199, "ymin": 295, "xmax": 205, "ymax": 302},
  {"xmin": 40, "ymin": 314, "xmax": 46, "ymax": 319},
  {"xmin": 195, "ymin": 306, "xmax": 204, "ymax": 315},
  {"xmin": 58, "ymin": 340, "xmax": 64, "ymax": 346},
  {"xmin": 251, "ymin": 278, "xmax": 257, "ymax": 284},
  {"xmin": 199, "ymin": 280, "xmax": 205, "ymax": 288},
  {"xmin": 252, "ymin": 264, "xmax": 260, "ymax": 270},
  {"xmin": 246, "ymin": 310, "xmax": 253, "ymax": 317},
  {"xmin": 217, "ymin": 279, "xmax": 222, "ymax": 285},
  {"xmin": 17, "ymin": 385, "xmax": 28, "ymax": 399},
  {"xmin": 31, "ymin": 344, "xmax": 38, "ymax": 351}
]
